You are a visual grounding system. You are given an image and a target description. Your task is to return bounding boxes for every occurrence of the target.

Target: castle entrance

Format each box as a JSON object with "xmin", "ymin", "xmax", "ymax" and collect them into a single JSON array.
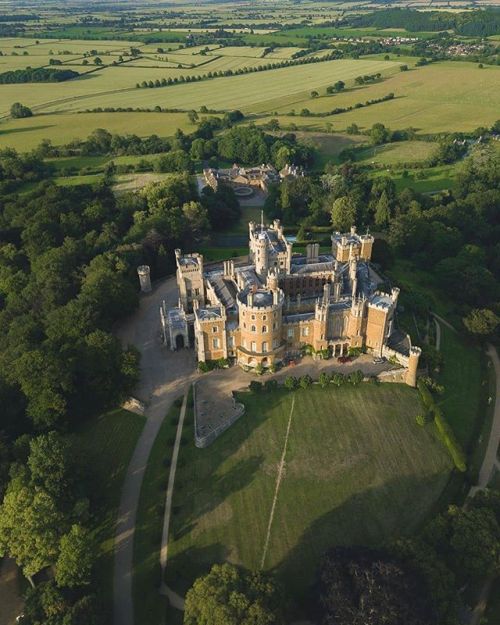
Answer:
[{"xmin": 175, "ymin": 334, "xmax": 185, "ymax": 350}]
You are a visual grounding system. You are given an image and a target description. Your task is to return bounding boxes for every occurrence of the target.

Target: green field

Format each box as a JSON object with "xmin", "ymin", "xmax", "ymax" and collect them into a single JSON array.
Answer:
[
  {"xmin": 71, "ymin": 409, "xmax": 146, "ymax": 613},
  {"xmin": 133, "ymin": 403, "xmax": 183, "ymax": 625},
  {"xmin": 167, "ymin": 383, "xmax": 451, "ymax": 608},
  {"xmin": 263, "ymin": 62, "xmax": 500, "ymax": 134},
  {"xmin": 0, "ymin": 58, "xmax": 398, "ymax": 117},
  {"xmin": 0, "ymin": 111, "xmax": 194, "ymax": 150},
  {"xmin": 353, "ymin": 140, "xmax": 437, "ymax": 165}
]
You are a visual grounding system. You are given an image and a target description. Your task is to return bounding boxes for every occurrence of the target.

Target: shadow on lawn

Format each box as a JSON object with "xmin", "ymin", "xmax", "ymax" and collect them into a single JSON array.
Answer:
[{"xmin": 271, "ymin": 471, "xmax": 451, "ymax": 618}]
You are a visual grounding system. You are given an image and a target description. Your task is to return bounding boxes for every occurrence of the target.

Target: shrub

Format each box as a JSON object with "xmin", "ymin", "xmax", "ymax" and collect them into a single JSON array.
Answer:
[
  {"xmin": 284, "ymin": 376, "xmax": 298, "ymax": 391},
  {"xmin": 319, "ymin": 372, "xmax": 330, "ymax": 388},
  {"xmin": 331, "ymin": 373, "xmax": 345, "ymax": 387},
  {"xmin": 249, "ymin": 380, "xmax": 263, "ymax": 393},
  {"xmin": 300, "ymin": 374, "xmax": 313, "ymax": 389},
  {"xmin": 348, "ymin": 370, "xmax": 364, "ymax": 385},
  {"xmin": 254, "ymin": 363, "xmax": 264, "ymax": 376},
  {"xmin": 198, "ymin": 361, "xmax": 210, "ymax": 373},
  {"xmin": 433, "ymin": 406, "xmax": 467, "ymax": 472},
  {"xmin": 264, "ymin": 379, "xmax": 278, "ymax": 392},
  {"xmin": 415, "ymin": 414, "xmax": 427, "ymax": 427}
]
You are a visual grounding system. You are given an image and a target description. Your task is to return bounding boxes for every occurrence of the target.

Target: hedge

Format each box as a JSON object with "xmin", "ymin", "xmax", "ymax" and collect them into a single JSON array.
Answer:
[{"xmin": 418, "ymin": 379, "xmax": 466, "ymax": 472}]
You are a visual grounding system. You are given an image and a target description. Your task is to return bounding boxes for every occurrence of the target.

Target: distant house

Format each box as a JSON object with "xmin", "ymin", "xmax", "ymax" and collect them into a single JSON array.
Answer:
[{"xmin": 203, "ymin": 162, "xmax": 304, "ymax": 193}]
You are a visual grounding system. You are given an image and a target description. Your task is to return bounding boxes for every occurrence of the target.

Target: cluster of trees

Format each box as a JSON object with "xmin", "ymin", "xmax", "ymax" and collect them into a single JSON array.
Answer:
[
  {"xmin": 351, "ymin": 7, "xmax": 500, "ymax": 36},
  {"xmin": 354, "ymin": 72, "xmax": 382, "ymax": 85},
  {"xmin": 0, "ymin": 67, "xmax": 79, "ymax": 83},
  {"xmin": 0, "ymin": 147, "xmax": 52, "ymax": 193},
  {"xmin": 10, "ymin": 101, "xmax": 33, "ymax": 118},
  {"xmin": 0, "ymin": 432, "xmax": 103, "ymax": 624},
  {"xmin": 296, "ymin": 93, "xmax": 395, "ymax": 119}
]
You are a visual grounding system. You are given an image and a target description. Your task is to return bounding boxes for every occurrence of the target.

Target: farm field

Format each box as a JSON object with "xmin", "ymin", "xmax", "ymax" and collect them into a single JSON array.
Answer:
[
  {"xmin": 262, "ymin": 62, "xmax": 500, "ymax": 133},
  {"xmin": 22, "ymin": 58, "xmax": 399, "ymax": 115},
  {"xmin": 0, "ymin": 111, "xmax": 194, "ymax": 150},
  {"xmin": 167, "ymin": 383, "xmax": 452, "ymax": 604}
]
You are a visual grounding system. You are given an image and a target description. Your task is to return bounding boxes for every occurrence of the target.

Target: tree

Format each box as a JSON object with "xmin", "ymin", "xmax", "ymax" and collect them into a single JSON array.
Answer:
[
  {"xmin": 374, "ymin": 190, "xmax": 391, "ymax": 227},
  {"xmin": 331, "ymin": 196, "xmax": 357, "ymax": 232},
  {"xmin": 10, "ymin": 101, "xmax": 33, "ymax": 118},
  {"xmin": 400, "ymin": 64, "xmax": 409, "ymax": 71},
  {"xmin": 184, "ymin": 563, "xmax": 283, "ymax": 625},
  {"xmin": 463, "ymin": 308, "xmax": 500, "ymax": 336},
  {"xmin": 319, "ymin": 372, "xmax": 330, "ymax": 388},
  {"xmin": 284, "ymin": 376, "xmax": 298, "ymax": 391},
  {"xmin": 310, "ymin": 90, "xmax": 319, "ymax": 98},
  {"xmin": 348, "ymin": 369, "xmax": 364, "ymax": 385},
  {"xmin": 56, "ymin": 524, "xmax": 95, "ymax": 588},
  {"xmin": 93, "ymin": 57, "xmax": 103, "ymax": 66},
  {"xmin": 331, "ymin": 372, "xmax": 344, "ymax": 387},
  {"xmin": 0, "ymin": 476, "xmax": 66, "ymax": 579},
  {"xmin": 317, "ymin": 546, "xmax": 436, "ymax": 625},
  {"xmin": 370, "ymin": 123, "xmax": 391, "ymax": 145},
  {"xmin": 28, "ymin": 431, "xmax": 70, "ymax": 500}
]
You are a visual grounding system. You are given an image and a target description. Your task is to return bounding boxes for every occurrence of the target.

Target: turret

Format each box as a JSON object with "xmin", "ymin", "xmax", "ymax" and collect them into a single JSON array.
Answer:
[
  {"xmin": 406, "ymin": 346, "xmax": 421, "ymax": 387},
  {"xmin": 137, "ymin": 265, "xmax": 152, "ymax": 293}
]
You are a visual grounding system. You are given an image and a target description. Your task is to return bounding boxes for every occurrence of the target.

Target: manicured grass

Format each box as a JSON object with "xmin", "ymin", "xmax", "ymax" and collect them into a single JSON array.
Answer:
[
  {"xmin": 437, "ymin": 326, "xmax": 488, "ymax": 453},
  {"xmin": 353, "ymin": 140, "xmax": 436, "ymax": 165},
  {"xmin": 167, "ymin": 383, "xmax": 451, "ymax": 609},
  {"xmin": 71, "ymin": 409, "xmax": 146, "ymax": 615},
  {"xmin": 133, "ymin": 402, "xmax": 183, "ymax": 625}
]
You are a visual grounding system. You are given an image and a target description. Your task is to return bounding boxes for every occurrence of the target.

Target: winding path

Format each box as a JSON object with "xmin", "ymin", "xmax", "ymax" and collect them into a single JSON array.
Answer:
[{"xmin": 113, "ymin": 277, "xmax": 197, "ymax": 625}]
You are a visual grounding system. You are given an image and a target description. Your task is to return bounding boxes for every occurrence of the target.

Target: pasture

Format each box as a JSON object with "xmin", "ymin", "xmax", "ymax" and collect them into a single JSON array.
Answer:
[
  {"xmin": 167, "ymin": 383, "xmax": 451, "ymax": 604},
  {"xmin": 0, "ymin": 111, "xmax": 194, "ymax": 150},
  {"xmin": 20, "ymin": 58, "xmax": 399, "ymax": 115},
  {"xmin": 265, "ymin": 62, "xmax": 500, "ymax": 134}
]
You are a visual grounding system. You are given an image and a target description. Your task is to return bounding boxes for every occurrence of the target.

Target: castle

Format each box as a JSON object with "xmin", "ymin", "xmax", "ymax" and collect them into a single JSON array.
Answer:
[{"xmin": 162, "ymin": 218, "xmax": 421, "ymax": 386}]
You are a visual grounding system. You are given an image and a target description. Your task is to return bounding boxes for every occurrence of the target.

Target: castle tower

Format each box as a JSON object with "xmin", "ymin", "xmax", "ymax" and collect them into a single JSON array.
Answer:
[
  {"xmin": 175, "ymin": 248, "xmax": 205, "ymax": 312},
  {"xmin": 360, "ymin": 231, "xmax": 374, "ymax": 261},
  {"xmin": 237, "ymin": 286, "xmax": 284, "ymax": 369},
  {"xmin": 406, "ymin": 346, "xmax": 421, "ymax": 387},
  {"xmin": 137, "ymin": 265, "xmax": 152, "ymax": 293}
]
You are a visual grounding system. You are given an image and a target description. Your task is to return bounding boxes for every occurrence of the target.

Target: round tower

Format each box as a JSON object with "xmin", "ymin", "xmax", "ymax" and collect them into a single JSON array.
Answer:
[
  {"xmin": 137, "ymin": 265, "xmax": 152, "ymax": 293},
  {"xmin": 237, "ymin": 287, "xmax": 284, "ymax": 369},
  {"xmin": 254, "ymin": 232, "xmax": 268, "ymax": 280},
  {"xmin": 406, "ymin": 346, "xmax": 422, "ymax": 387}
]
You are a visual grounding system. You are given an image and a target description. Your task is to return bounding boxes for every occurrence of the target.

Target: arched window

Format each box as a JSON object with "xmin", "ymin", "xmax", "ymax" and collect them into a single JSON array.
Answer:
[
  {"xmin": 262, "ymin": 341, "xmax": 268, "ymax": 353},
  {"xmin": 251, "ymin": 325, "xmax": 256, "ymax": 332},
  {"xmin": 262, "ymin": 325, "xmax": 267, "ymax": 333}
]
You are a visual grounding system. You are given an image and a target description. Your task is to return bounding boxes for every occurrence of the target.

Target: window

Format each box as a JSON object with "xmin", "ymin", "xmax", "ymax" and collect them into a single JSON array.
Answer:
[
  {"xmin": 287, "ymin": 328, "xmax": 294, "ymax": 338},
  {"xmin": 302, "ymin": 327, "xmax": 310, "ymax": 337},
  {"xmin": 251, "ymin": 341, "xmax": 257, "ymax": 352},
  {"xmin": 263, "ymin": 315, "xmax": 267, "ymax": 321},
  {"xmin": 213, "ymin": 338, "xmax": 220, "ymax": 349},
  {"xmin": 212, "ymin": 326, "xmax": 218, "ymax": 333},
  {"xmin": 273, "ymin": 339, "xmax": 279, "ymax": 349},
  {"xmin": 262, "ymin": 325, "xmax": 267, "ymax": 333},
  {"xmin": 228, "ymin": 336, "xmax": 235, "ymax": 348},
  {"xmin": 251, "ymin": 325, "xmax": 256, "ymax": 332},
  {"xmin": 262, "ymin": 341, "xmax": 268, "ymax": 353},
  {"xmin": 194, "ymin": 288, "xmax": 200, "ymax": 296},
  {"xmin": 251, "ymin": 314, "xmax": 256, "ymax": 320},
  {"xmin": 273, "ymin": 322, "xmax": 277, "ymax": 330}
]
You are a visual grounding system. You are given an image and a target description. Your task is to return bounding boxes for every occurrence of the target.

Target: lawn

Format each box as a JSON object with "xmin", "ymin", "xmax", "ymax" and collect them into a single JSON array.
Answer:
[
  {"xmin": 167, "ymin": 383, "xmax": 451, "ymax": 610},
  {"xmin": 70, "ymin": 409, "xmax": 146, "ymax": 615},
  {"xmin": 353, "ymin": 140, "xmax": 437, "ymax": 165},
  {"xmin": 437, "ymin": 326, "xmax": 488, "ymax": 453},
  {"xmin": 133, "ymin": 402, "xmax": 183, "ymax": 625},
  {"xmin": 370, "ymin": 163, "xmax": 459, "ymax": 193}
]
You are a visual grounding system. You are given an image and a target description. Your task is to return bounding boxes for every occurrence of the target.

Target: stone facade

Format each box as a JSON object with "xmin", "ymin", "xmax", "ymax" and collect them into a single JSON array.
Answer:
[{"xmin": 168, "ymin": 219, "xmax": 421, "ymax": 385}]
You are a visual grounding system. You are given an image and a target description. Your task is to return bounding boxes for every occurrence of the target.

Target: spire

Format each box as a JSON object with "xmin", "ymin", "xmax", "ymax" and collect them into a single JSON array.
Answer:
[{"xmin": 260, "ymin": 209, "xmax": 264, "ymax": 231}]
